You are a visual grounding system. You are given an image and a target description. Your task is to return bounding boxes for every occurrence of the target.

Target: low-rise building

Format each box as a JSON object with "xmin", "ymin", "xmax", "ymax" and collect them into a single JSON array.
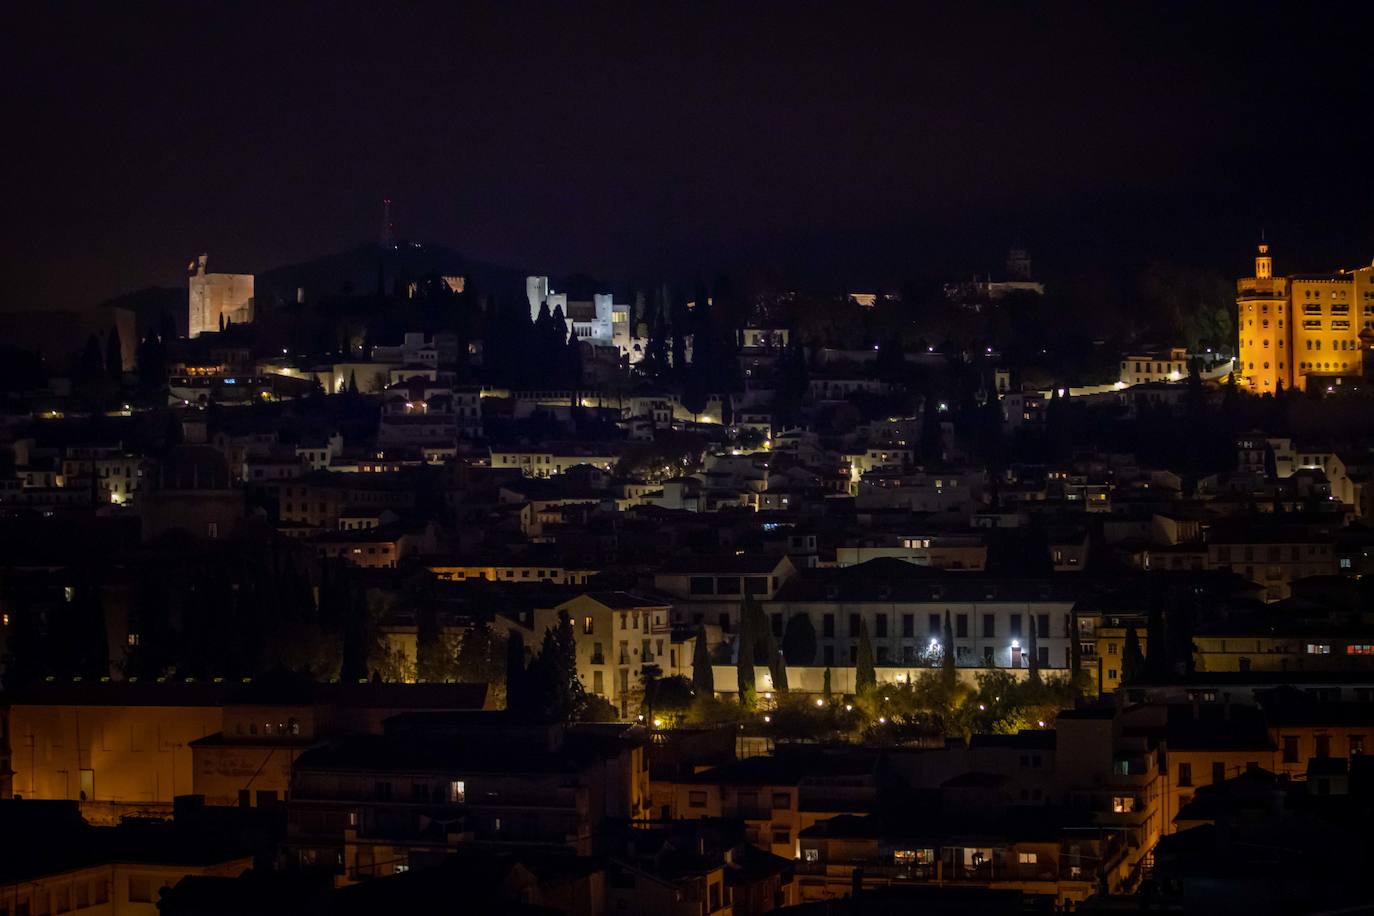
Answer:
[{"xmin": 285, "ymin": 714, "xmax": 649, "ymax": 878}]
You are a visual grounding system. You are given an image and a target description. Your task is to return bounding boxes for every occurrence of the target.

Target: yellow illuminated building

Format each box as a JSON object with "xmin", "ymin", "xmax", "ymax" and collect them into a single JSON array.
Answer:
[
  {"xmin": 1237, "ymin": 243, "xmax": 1374, "ymax": 393},
  {"xmin": 5, "ymin": 694, "xmax": 221, "ymax": 821}
]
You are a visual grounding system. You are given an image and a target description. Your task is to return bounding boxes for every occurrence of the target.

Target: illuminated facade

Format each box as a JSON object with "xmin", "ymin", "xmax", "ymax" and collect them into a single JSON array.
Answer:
[
  {"xmin": 187, "ymin": 254, "xmax": 254, "ymax": 338},
  {"xmin": 526, "ymin": 276, "xmax": 649, "ymax": 362},
  {"xmin": 1236, "ymin": 244, "xmax": 1374, "ymax": 393}
]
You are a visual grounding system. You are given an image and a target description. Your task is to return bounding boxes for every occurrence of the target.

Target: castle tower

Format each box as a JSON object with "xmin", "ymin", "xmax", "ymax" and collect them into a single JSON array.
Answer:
[
  {"xmin": 1235, "ymin": 242, "xmax": 1290, "ymax": 393},
  {"xmin": 526, "ymin": 276, "xmax": 550, "ymax": 322},
  {"xmin": 188, "ymin": 254, "xmax": 254, "ymax": 339},
  {"xmin": 1006, "ymin": 246, "xmax": 1032, "ymax": 281}
]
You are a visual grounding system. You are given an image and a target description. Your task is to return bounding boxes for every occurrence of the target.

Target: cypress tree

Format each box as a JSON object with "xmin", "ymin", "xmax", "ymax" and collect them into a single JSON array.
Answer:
[
  {"xmin": 1123, "ymin": 625, "xmax": 1145, "ymax": 685},
  {"xmin": 78, "ymin": 334, "xmax": 104, "ymax": 385},
  {"xmin": 691, "ymin": 626, "xmax": 714, "ymax": 694},
  {"xmin": 921, "ymin": 392, "xmax": 943, "ymax": 462},
  {"xmin": 769, "ymin": 637, "xmax": 789, "ymax": 693},
  {"xmin": 414, "ymin": 604, "xmax": 443, "ymax": 682},
  {"xmin": 565, "ymin": 328, "xmax": 583, "ymax": 388},
  {"xmin": 528, "ymin": 610, "xmax": 584, "ymax": 722},
  {"xmin": 670, "ymin": 306, "xmax": 687, "ymax": 378},
  {"xmin": 855, "ymin": 618, "xmax": 877, "ymax": 694},
  {"xmin": 1028, "ymin": 611, "xmax": 1041, "ymax": 684},
  {"xmin": 736, "ymin": 595, "xmax": 756, "ymax": 707},
  {"xmin": 1145, "ymin": 588, "xmax": 1166, "ymax": 681},
  {"xmin": 1069, "ymin": 608, "xmax": 1082, "ymax": 674},
  {"xmin": 942, "ymin": 609, "xmax": 956, "ymax": 686},
  {"xmin": 73, "ymin": 579, "xmax": 111, "ymax": 679},
  {"xmin": 105, "ymin": 326, "xmax": 123, "ymax": 382},
  {"xmin": 505, "ymin": 629, "xmax": 527, "ymax": 715}
]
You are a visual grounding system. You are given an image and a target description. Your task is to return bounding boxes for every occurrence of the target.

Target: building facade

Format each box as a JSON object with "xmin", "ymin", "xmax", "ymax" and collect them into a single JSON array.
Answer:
[
  {"xmin": 187, "ymin": 254, "xmax": 254, "ymax": 339},
  {"xmin": 1236, "ymin": 243, "xmax": 1374, "ymax": 393}
]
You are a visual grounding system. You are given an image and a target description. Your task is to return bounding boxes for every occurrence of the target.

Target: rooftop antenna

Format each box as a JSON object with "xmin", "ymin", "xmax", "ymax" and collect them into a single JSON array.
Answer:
[{"xmin": 381, "ymin": 198, "xmax": 394, "ymax": 248}]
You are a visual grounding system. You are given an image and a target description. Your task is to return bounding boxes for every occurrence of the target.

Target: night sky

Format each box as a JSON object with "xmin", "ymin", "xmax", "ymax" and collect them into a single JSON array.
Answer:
[{"xmin": 5, "ymin": 1, "xmax": 1372, "ymax": 311}]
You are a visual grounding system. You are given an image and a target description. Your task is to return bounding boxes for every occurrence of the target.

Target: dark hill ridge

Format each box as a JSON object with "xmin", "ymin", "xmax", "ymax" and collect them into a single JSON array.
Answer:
[{"xmin": 253, "ymin": 241, "xmax": 535, "ymax": 307}]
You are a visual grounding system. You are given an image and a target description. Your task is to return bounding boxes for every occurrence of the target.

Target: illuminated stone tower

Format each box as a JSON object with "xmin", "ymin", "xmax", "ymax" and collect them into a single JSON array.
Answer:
[
  {"xmin": 1236, "ymin": 242, "xmax": 1290, "ymax": 393},
  {"xmin": 188, "ymin": 254, "xmax": 254, "ymax": 339}
]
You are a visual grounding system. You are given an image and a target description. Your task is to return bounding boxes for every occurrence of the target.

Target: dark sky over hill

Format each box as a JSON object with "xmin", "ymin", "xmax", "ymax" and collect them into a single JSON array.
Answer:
[{"xmin": 4, "ymin": 1, "xmax": 1372, "ymax": 313}]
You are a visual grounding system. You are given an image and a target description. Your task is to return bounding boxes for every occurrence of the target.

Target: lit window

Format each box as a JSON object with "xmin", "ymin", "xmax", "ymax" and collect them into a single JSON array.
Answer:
[
  {"xmin": 1112, "ymin": 795, "xmax": 1136, "ymax": 813},
  {"xmin": 1017, "ymin": 852, "xmax": 1038, "ymax": 864}
]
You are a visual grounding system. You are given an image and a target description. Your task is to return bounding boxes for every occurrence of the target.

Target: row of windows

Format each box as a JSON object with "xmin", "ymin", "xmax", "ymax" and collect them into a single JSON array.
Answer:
[
  {"xmin": 811, "ymin": 643, "xmax": 1061, "ymax": 667},
  {"xmin": 687, "ymin": 789, "xmax": 793, "ymax": 809},
  {"xmin": 1, "ymin": 876, "xmax": 114, "ymax": 915},
  {"xmin": 446, "ymin": 569, "xmax": 585, "ymax": 583},
  {"xmin": 1126, "ymin": 361, "xmax": 1183, "ymax": 375},
  {"xmin": 1215, "ymin": 544, "xmax": 1329, "ymax": 562},
  {"xmin": 586, "ymin": 638, "xmax": 666, "ymax": 661},
  {"xmin": 371, "ymin": 778, "xmax": 465, "ymax": 803},
  {"xmin": 233, "ymin": 718, "xmax": 301, "ymax": 736},
  {"xmin": 803, "ymin": 611, "xmax": 1055, "ymax": 640},
  {"xmin": 1280, "ymin": 734, "xmax": 1362, "ymax": 762},
  {"xmin": 688, "ymin": 576, "xmax": 775, "ymax": 596}
]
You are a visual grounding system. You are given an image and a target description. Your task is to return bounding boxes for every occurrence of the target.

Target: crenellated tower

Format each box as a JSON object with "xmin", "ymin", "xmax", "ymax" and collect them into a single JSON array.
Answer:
[{"xmin": 1236, "ymin": 242, "xmax": 1290, "ymax": 393}]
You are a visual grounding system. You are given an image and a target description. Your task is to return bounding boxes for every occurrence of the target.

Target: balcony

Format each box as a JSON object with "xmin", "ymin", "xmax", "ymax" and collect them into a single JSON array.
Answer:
[
  {"xmin": 796, "ymin": 857, "xmax": 1061, "ymax": 885},
  {"xmin": 1110, "ymin": 756, "xmax": 1155, "ymax": 785},
  {"xmin": 590, "ymin": 652, "xmax": 605, "ymax": 665}
]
